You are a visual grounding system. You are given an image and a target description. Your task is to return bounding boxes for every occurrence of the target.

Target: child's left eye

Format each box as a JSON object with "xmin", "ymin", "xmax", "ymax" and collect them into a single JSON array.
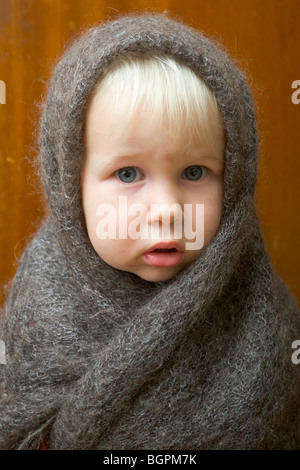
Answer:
[
  {"xmin": 115, "ymin": 167, "xmax": 143, "ymax": 183},
  {"xmin": 181, "ymin": 165, "xmax": 207, "ymax": 181}
]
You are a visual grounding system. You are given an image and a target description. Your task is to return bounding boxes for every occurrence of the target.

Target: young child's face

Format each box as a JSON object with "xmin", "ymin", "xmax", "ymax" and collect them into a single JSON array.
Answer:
[{"xmin": 82, "ymin": 89, "xmax": 224, "ymax": 282}]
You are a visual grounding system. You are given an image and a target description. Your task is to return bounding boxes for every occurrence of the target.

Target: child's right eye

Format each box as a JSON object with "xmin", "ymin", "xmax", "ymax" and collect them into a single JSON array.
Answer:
[{"xmin": 115, "ymin": 167, "xmax": 143, "ymax": 183}]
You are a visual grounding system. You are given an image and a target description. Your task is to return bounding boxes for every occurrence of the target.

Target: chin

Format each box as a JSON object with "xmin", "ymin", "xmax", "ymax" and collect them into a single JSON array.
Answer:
[{"xmin": 134, "ymin": 267, "xmax": 182, "ymax": 283}]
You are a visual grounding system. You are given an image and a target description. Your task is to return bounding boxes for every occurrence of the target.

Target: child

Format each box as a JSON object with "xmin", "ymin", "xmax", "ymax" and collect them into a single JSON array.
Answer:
[
  {"xmin": 0, "ymin": 12, "xmax": 299, "ymax": 450},
  {"xmin": 82, "ymin": 52, "xmax": 224, "ymax": 282}
]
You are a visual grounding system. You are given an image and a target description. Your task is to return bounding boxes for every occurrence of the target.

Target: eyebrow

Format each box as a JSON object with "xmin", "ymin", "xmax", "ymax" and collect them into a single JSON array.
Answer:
[
  {"xmin": 98, "ymin": 154, "xmax": 142, "ymax": 170},
  {"xmin": 182, "ymin": 152, "xmax": 224, "ymax": 165}
]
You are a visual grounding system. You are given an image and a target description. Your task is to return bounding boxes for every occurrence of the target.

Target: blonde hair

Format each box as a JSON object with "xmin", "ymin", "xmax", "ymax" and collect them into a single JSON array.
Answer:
[{"xmin": 90, "ymin": 53, "xmax": 224, "ymax": 153}]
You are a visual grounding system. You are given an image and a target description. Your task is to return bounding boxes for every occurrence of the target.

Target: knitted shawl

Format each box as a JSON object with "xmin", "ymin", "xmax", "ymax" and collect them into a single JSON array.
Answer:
[{"xmin": 0, "ymin": 13, "xmax": 299, "ymax": 450}]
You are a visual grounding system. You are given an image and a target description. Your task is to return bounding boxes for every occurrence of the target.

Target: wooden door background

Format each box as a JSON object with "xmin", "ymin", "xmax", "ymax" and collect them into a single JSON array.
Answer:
[{"xmin": 0, "ymin": 0, "xmax": 299, "ymax": 306}]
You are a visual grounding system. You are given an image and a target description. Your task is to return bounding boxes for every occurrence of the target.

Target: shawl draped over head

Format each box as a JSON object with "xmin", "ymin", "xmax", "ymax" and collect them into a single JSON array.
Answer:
[{"xmin": 0, "ymin": 13, "xmax": 299, "ymax": 450}]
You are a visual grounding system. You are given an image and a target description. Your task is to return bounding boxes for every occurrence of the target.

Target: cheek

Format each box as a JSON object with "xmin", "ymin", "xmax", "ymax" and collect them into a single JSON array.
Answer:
[
  {"xmin": 82, "ymin": 182, "xmax": 118, "ymax": 239},
  {"xmin": 203, "ymin": 189, "xmax": 223, "ymax": 244},
  {"xmin": 82, "ymin": 194, "xmax": 136, "ymax": 265},
  {"xmin": 93, "ymin": 238, "xmax": 130, "ymax": 265},
  {"xmin": 86, "ymin": 210, "xmax": 133, "ymax": 268},
  {"xmin": 81, "ymin": 173, "xmax": 134, "ymax": 267}
]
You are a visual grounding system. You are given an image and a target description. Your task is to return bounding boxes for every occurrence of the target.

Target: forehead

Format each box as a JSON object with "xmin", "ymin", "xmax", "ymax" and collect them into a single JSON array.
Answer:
[{"xmin": 85, "ymin": 84, "xmax": 224, "ymax": 161}]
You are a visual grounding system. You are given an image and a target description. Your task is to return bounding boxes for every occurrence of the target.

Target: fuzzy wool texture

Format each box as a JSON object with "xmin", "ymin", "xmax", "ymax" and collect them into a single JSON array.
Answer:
[{"xmin": 0, "ymin": 13, "xmax": 300, "ymax": 450}]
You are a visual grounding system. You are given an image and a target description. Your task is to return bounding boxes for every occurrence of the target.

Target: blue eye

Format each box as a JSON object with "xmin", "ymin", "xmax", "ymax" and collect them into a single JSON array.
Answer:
[
  {"xmin": 116, "ymin": 167, "xmax": 142, "ymax": 183},
  {"xmin": 182, "ymin": 165, "xmax": 206, "ymax": 181}
]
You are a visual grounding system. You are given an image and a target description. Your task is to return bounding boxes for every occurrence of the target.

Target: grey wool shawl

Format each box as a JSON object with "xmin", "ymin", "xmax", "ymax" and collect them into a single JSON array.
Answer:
[{"xmin": 0, "ymin": 13, "xmax": 299, "ymax": 450}]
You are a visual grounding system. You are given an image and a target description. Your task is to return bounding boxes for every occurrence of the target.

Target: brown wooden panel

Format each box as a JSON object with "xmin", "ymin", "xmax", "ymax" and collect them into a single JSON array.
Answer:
[{"xmin": 0, "ymin": 0, "xmax": 299, "ymax": 306}]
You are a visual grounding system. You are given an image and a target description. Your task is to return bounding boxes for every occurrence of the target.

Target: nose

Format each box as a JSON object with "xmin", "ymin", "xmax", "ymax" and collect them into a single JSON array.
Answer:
[{"xmin": 146, "ymin": 181, "xmax": 183, "ymax": 227}]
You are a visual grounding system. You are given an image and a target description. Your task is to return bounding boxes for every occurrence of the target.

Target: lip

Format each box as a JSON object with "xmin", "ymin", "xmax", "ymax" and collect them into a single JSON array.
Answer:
[
  {"xmin": 144, "ymin": 241, "xmax": 184, "ymax": 267},
  {"xmin": 148, "ymin": 241, "xmax": 183, "ymax": 252}
]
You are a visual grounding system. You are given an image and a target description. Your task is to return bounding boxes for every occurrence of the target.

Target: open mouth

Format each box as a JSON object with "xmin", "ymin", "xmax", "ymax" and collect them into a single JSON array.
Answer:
[
  {"xmin": 151, "ymin": 248, "xmax": 177, "ymax": 252},
  {"xmin": 144, "ymin": 245, "xmax": 184, "ymax": 267}
]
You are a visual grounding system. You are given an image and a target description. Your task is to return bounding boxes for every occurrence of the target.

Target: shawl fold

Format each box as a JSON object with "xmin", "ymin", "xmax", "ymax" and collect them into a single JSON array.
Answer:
[{"xmin": 1, "ymin": 13, "xmax": 299, "ymax": 450}]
